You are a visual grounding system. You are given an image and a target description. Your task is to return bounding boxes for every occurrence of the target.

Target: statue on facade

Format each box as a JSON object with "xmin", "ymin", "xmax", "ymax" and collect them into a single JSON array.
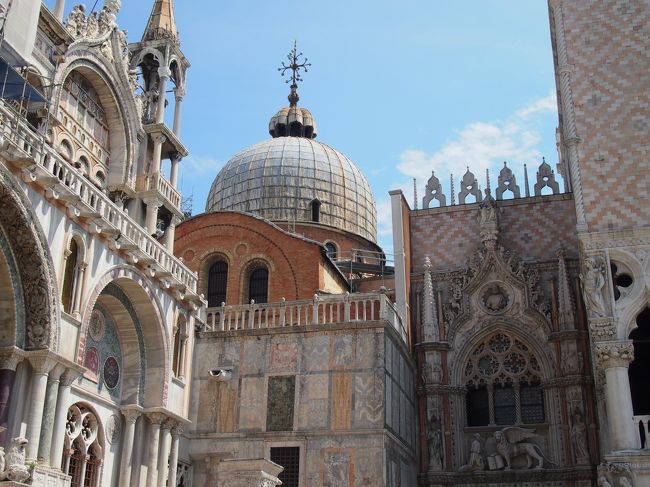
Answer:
[
  {"xmin": 459, "ymin": 433, "xmax": 484, "ymax": 471},
  {"xmin": 598, "ymin": 476, "xmax": 613, "ymax": 487},
  {"xmin": 494, "ymin": 427, "xmax": 545, "ymax": 469},
  {"xmin": 570, "ymin": 409, "xmax": 589, "ymax": 464},
  {"xmin": 65, "ymin": 4, "xmax": 87, "ymax": 37},
  {"xmin": 426, "ymin": 414, "xmax": 443, "ymax": 470},
  {"xmin": 0, "ymin": 437, "xmax": 30, "ymax": 482},
  {"xmin": 580, "ymin": 257, "xmax": 608, "ymax": 317}
]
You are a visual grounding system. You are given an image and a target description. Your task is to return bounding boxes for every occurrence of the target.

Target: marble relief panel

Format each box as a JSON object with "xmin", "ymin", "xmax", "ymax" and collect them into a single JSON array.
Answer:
[
  {"xmin": 322, "ymin": 449, "xmax": 354, "ymax": 487},
  {"xmin": 296, "ymin": 374, "xmax": 329, "ymax": 430},
  {"xmin": 241, "ymin": 339, "xmax": 265, "ymax": 375},
  {"xmin": 266, "ymin": 375, "xmax": 296, "ymax": 431},
  {"xmin": 302, "ymin": 335, "xmax": 329, "ymax": 372},
  {"xmin": 353, "ymin": 371, "xmax": 384, "ymax": 427},
  {"xmin": 238, "ymin": 376, "xmax": 265, "ymax": 431},
  {"xmin": 270, "ymin": 340, "xmax": 298, "ymax": 372},
  {"xmin": 330, "ymin": 335, "xmax": 355, "ymax": 369},
  {"xmin": 356, "ymin": 332, "xmax": 380, "ymax": 369}
]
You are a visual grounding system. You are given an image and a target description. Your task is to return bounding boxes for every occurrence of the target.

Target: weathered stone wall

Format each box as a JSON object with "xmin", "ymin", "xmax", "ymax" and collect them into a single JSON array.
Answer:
[{"xmin": 190, "ymin": 323, "xmax": 416, "ymax": 486}]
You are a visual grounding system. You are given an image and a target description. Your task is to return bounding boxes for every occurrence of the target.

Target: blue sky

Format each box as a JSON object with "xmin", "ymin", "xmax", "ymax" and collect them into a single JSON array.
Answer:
[{"xmin": 45, "ymin": 0, "xmax": 560, "ymax": 255}]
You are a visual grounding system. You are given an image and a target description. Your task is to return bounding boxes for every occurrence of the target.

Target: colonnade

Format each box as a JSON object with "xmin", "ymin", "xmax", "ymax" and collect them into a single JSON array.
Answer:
[{"xmin": 0, "ymin": 347, "xmax": 183, "ymax": 486}]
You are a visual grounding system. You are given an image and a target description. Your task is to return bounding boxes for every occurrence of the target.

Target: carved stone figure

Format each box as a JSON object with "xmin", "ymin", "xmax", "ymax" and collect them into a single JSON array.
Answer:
[
  {"xmin": 482, "ymin": 283, "xmax": 508, "ymax": 312},
  {"xmin": 619, "ymin": 476, "xmax": 632, "ymax": 487},
  {"xmin": 426, "ymin": 414, "xmax": 443, "ymax": 470},
  {"xmin": 570, "ymin": 410, "xmax": 589, "ymax": 463},
  {"xmin": 494, "ymin": 427, "xmax": 545, "ymax": 470},
  {"xmin": 459, "ymin": 433, "xmax": 484, "ymax": 471},
  {"xmin": 86, "ymin": 11, "xmax": 99, "ymax": 37},
  {"xmin": 581, "ymin": 257, "xmax": 608, "ymax": 317},
  {"xmin": 0, "ymin": 437, "xmax": 30, "ymax": 482},
  {"xmin": 598, "ymin": 476, "xmax": 613, "ymax": 487}
]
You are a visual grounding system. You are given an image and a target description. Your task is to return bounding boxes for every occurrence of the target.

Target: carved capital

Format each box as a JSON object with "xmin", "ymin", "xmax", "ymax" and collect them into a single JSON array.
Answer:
[
  {"xmin": 28, "ymin": 353, "xmax": 56, "ymax": 374},
  {"xmin": 121, "ymin": 407, "xmax": 142, "ymax": 424},
  {"xmin": 0, "ymin": 350, "xmax": 23, "ymax": 371},
  {"xmin": 171, "ymin": 425, "xmax": 184, "ymax": 438},
  {"xmin": 151, "ymin": 133, "xmax": 167, "ymax": 145},
  {"xmin": 60, "ymin": 369, "xmax": 82, "ymax": 387},
  {"xmin": 595, "ymin": 341, "xmax": 634, "ymax": 369},
  {"xmin": 158, "ymin": 66, "xmax": 172, "ymax": 79},
  {"xmin": 146, "ymin": 412, "xmax": 166, "ymax": 426},
  {"xmin": 588, "ymin": 319, "xmax": 616, "ymax": 341},
  {"xmin": 161, "ymin": 418, "xmax": 175, "ymax": 431}
]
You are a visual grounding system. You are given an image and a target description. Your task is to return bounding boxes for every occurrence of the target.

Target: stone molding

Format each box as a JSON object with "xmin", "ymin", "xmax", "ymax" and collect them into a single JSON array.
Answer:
[{"xmin": 594, "ymin": 341, "xmax": 634, "ymax": 369}]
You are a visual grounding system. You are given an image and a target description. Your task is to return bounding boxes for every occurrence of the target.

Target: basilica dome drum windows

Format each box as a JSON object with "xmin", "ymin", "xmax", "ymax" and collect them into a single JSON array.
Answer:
[
  {"xmin": 207, "ymin": 260, "xmax": 228, "ymax": 307},
  {"xmin": 464, "ymin": 333, "xmax": 545, "ymax": 427},
  {"xmin": 247, "ymin": 266, "xmax": 269, "ymax": 304}
]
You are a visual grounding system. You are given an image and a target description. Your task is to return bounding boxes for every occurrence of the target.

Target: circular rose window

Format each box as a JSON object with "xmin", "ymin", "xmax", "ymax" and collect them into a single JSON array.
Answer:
[{"xmin": 103, "ymin": 356, "xmax": 120, "ymax": 389}]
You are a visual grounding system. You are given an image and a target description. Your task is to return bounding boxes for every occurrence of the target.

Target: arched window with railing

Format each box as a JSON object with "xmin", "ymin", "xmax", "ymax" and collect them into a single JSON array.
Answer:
[
  {"xmin": 62, "ymin": 404, "xmax": 103, "ymax": 487},
  {"xmin": 248, "ymin": 267, "xmax": 269, "ymax": 304},
  {"xmin": 207, "ymin": 261, "xmax": 228, "ymax": 307}
]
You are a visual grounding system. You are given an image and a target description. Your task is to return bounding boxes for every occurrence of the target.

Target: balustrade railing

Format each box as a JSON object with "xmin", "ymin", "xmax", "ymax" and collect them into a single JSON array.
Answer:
[
  {"xmin": 203, "ymin": 292, "xmax": 407, "ymax": 342},
  {"xmin": 147, "ymin": 171, "xmax": 180, "ymax": 208},
  {"xmin": 0, "ymin": 100, "xmax": 198, "ymax": 296}
]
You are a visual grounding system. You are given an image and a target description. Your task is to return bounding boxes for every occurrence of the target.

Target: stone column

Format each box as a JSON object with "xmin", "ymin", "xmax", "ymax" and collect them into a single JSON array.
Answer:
[
  {"xmin": 150, "ymin": 133, "xmax": 167, "ymax": 176},
  {"xmin": 389, "ymin": 189, "xmax": 408, "ymax": 327},
  {"xmin": 163, "ymin": 216, "xmax": 182, "ymax": 252},
  {"xmin": 50, "ymin": 370, "xmax": 77, "ymax": 468},
  {"xmin": 38, "ymin": 364, "xmax": 65, "ymax": 464},
  {"xmin": 172, "ymin": 88, "xmax": 185, "ymax": 136},
  {"xmin": 169, "ymin": 152, "xmax": 181, "ymax": 188},
  {"xmin": 155, "ymin": 67, "xmax": 171, "ymax": 125},
  {"xmin": 167, "ymin": 426, "xmax": 182, "ymax": 487},
  {"xmin": 71, "ymin": 262, "xmax": 87, "ymax": 319},
  {"xmin": 25, "ymin": 355, "xmax": 54, "ymax": 460},
  {"xmin": 144, "ymin": 197, "xmax": 163, "ymax": 235},
  {"xmin": 77, "ymin": 452, "xmax": 89, "ymax": 485},
  {"xmin": 0, "ymin": 351, "xmax": 22, "ymax": 444},
  {"xmin": 119, "ymin": 408, "xmax": 141, "ymax": 486},
  {"xmin": 157, "ymin": 420, "xmax": 173, "ymax": 487},
  {"xmin": 595, "ymin": 341, "xmax": 637, "ymax": 450},
  {"xmin": 53, "ymin": 0, "xmax": 65, "ymax": 20},
  {"xmin": 145, "ymin": 413, "xmax": 165, "ymax": 487}
]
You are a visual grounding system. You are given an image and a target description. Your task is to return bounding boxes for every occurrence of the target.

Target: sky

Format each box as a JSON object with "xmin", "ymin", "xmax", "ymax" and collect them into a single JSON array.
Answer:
[{"xmin": 45, "ymin": 0, "xmax": 560, "ymax": 255}]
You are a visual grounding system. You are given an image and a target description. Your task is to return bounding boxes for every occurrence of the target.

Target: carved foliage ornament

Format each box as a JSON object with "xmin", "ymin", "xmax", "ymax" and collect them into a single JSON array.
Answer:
[
  {"xmin": 594, "ymin": 341, "xmax": 634, "ymax": 369},
  {"xmin": 0, "ymin": 169, "xmax": 56, "ymax": 350},
  {"xmin": 480, "ymin": 283, "xmax": 510, "ymax": 314}
]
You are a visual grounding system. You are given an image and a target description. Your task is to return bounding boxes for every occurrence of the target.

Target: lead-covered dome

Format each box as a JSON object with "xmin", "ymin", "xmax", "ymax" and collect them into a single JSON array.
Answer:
[{"xmin": 205, "ymin": 136, "xmax": 377, "ymax": 243}]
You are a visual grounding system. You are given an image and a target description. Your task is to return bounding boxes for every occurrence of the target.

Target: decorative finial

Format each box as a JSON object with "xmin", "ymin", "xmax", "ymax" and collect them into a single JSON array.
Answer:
[
  {"xmin": 450, "ymin": 174, "xmax": 456, "ymax": 205},
  {"xmin": 486, "ymin": 168, "xmax": 491, "ymax": 191},
  {"xmin": 278, "ymin": 41, "xmax": 311, "ymax": 107}
]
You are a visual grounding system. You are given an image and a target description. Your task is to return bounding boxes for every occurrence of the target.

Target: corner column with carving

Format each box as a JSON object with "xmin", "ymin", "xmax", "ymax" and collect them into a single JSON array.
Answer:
[
  {"xmin": 145, "ymin": 412, "xmax": 165, "ymax": 487},
  {"xmin": 119, "ymin": 407, "xmax": 142, "ymax": 486},
  {"xmin": 170, "ymin": 152, "xmax": 182, "ymax": 189},
  {"xmin": 157, "ymin": 420, "xmax": 173, "ymax": 487},
  {"xmin": 172, "ymin": 88, "xmax": 185, "ymax": 136},
  {"xmin": 37, "ymin": 364, "xmax": 65, "ymax": 464},
  {"xmin": 163, "ymin": 215, "xmax": 182, "ymax": 252},
  {"xmin": 0, "ymin": 350, "xmax": 22, "ymax": 443},
  {"xmin": 50, "ymin": 369, "xmax": 79, "ymax": 468},
  {"xmin": 167, "ymin": 426, "xmax": 182, "ymax": 487},
  {"xmin": 596, "ymin": 341, "xmax": 637, "ymax": 450},
  {"xmin": 144, "ymin": 197, "xmax": 163, "ymax": 235},
  {"xmin": 25, "ymin": 354, "xmax": 55, "ymax": 460}
]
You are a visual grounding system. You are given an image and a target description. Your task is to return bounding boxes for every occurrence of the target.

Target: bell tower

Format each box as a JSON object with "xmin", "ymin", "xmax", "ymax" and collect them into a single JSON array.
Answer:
[{"xmin": 129, "ymin": 0, "xmax": 189, "ymax": 249}]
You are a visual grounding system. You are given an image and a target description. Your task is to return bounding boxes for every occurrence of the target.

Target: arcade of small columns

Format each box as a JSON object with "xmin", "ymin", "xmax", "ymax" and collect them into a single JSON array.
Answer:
[{"xmin": 0, "ymin": 347, "xmax": 183, "ymax": 487}]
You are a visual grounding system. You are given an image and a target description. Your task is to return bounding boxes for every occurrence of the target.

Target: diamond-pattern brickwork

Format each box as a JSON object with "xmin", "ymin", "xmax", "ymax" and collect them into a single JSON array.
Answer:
[
  {"xmin": 410, "ymin": 195, "xmax": 578, "ymax": 273},
  {"xmin": 555, "ymin": 0, "xmax": 650, "ymax": 232}
]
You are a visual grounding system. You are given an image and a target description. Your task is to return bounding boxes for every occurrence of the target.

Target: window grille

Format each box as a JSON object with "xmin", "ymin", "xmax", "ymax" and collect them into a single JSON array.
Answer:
[
  {"xmin": 207, "ymin": 261, "xmax": 228, "ymax": 307},
  {"xmin": 248, "ymin": 267, "xmax": 268, "ymax": 304},
  {"xmin": 270, "ymin": 447, "xmax": 300, "ymax": 487}
]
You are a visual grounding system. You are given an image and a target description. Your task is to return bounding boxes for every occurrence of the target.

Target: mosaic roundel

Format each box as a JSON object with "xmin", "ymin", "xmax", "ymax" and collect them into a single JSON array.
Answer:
[
  {"xmin": 106, "ymin": 413, "xmax": 121, "ymax": 445},
  {"xmin": 103, "ymin": 356, "xmax": 120, "ymax": 390},
  {"xmin": 89, "ymin": 309, "xmax": 106, "ymax": 341}
]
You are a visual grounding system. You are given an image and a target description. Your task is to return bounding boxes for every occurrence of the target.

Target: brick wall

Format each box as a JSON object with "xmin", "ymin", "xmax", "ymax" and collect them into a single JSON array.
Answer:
[
  {"xmin": 551, "ymin": 0, "xmax": 650, "ymax": 232},
  {"xmin": 175, "ymin": 211, "xmax": 346, "ymax": 304},
  {"xmin": 410, "ymin": 194, "xmax": 578, "ymax": 273}
]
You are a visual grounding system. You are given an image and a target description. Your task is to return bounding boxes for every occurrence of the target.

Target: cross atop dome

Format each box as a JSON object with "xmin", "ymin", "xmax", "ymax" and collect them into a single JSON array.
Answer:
[{"xmin": 278, "ymin": 41, "xmax": 311, "ymax": 107}]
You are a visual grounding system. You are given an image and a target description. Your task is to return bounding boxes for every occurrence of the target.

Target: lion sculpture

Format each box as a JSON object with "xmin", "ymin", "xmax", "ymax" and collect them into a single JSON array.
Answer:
[
  {"xmin": 494, "ymin": 427, "xmax": 545, "ymax": 470},
  {"xmin": 0, "ymin": 436, "xmax": 30, "ymax": 482}
]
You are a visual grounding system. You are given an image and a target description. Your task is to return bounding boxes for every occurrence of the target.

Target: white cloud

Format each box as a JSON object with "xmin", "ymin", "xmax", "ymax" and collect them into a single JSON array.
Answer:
[
  {"xmin": 182, "ymin": 154, "xmax": 223, "ymax": 175},
  {"xmin": 396, "ymin": 92, "xmax": 558, "ymax": 193}
]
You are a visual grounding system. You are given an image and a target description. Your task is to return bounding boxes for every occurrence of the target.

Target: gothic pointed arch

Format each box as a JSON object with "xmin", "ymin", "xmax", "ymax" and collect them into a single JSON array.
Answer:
[
  {"xmin": 0, "ymin": 165, "xmax": 59, "ymax": 351},
  {"xmin": 79, "ymin": 266, "xmax": 170, "ymax": 407}
]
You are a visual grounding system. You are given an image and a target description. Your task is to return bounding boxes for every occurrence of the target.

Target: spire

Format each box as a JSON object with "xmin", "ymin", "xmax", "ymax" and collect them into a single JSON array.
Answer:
[
  {"xmin": 142, "ymin": 0, "xmax": 178, "ymax": 43},
  {"xmin": 422, "ymin": 256, "xmax": 439, "ymax": 341},
  {"xmin": 556, "ymin": 246, "xmax": 576, "ymax": 330}
]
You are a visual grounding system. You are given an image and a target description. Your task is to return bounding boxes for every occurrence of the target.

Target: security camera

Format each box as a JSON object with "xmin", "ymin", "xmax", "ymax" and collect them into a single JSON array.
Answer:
[{"xmin": 208, "ymin": 368, "xmax": 232, "ymax": 381}]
